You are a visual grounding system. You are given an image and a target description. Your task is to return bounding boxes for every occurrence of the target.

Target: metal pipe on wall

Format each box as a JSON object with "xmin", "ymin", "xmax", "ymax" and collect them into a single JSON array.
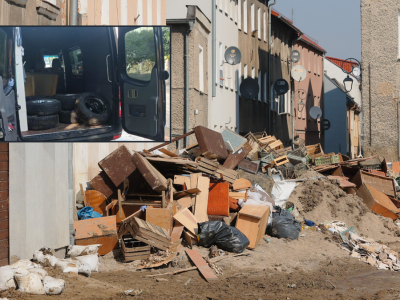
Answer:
[
  {"xmin": 212, "ymin": 0, "xmax": 216, "ymax": 98},
  {"xmin": 268, "ymin": 0, "xmax": 276, "ymax": 135},
  {"xmin": 70, "ymin": 0, "xmax": 78, "ymax": 25},
  {"xmin": 185, "ymin": 22, "xmax": 194, "ymax": 147}
]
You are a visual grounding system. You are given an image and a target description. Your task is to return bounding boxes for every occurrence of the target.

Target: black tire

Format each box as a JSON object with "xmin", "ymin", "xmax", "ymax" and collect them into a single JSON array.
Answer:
[
  {"xmin": 26, "ymin": 96, "xmax": 53, "ymax": 101},
  {"xmin": 54, "ymin": 94, "xmax": 80, "ymax": 110},
  {"xmin": 26, "ymin": 99, "xmax": 61, "ymax": 116},
  {"xmin": 59, "ymin": 110, "xmax": 80, "ymax": 124},
  {"xmin": 75, "ymin": 93, "xmax": 111, "ymax": 126},
  {"xmin": 27, "ymin": 115, "xmax": 59, "ymax": 131}
]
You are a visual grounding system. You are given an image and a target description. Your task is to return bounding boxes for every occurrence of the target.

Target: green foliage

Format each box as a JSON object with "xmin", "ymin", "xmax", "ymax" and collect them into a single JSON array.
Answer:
[
  {"xmin": 125, "ymin": 28, "xmax": 156, "ymax": 68},
  {"xmin": 162, "ymin": 27, "xmax": 170, "ymax": 60}
]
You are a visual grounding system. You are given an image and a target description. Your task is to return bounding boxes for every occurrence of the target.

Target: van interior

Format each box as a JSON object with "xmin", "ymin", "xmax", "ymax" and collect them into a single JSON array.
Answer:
[{"xmin": 20, "ymin": 27, "xmax": 117, "ymax": 139}]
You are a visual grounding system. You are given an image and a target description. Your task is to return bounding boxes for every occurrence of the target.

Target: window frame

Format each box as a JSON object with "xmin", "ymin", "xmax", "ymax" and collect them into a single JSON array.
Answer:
[{"xmin": 243, "ymin": 0, "xmax": 248, "ymax": 33}]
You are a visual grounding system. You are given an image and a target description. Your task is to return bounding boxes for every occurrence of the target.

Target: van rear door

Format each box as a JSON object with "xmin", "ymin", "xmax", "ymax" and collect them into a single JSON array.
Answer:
[{"xmin": 117, "ymin": 27, "xmax": 167, "ymax": 141}]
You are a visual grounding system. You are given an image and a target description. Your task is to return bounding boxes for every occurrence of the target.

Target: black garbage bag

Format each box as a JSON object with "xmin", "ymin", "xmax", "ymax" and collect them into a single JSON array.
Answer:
[
  {"xmin": 270, "ymin": 206, "xmax": 302, "ymax": 240},
  {"xmin": 198, "ymin": 221, "xmax": 250, "ymax": 253}
]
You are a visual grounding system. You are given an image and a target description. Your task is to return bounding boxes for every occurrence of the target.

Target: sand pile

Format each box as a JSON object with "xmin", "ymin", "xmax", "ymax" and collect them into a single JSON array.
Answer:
[{"xmin": 287, "ymin": 172, "xmax": 400, "ymax": 244}]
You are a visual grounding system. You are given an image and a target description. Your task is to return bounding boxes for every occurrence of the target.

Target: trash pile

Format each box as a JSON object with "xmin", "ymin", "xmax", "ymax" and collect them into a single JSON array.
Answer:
[{"xmin": 73, "ymin": 126, "xmax": 400, "ymax": 276}]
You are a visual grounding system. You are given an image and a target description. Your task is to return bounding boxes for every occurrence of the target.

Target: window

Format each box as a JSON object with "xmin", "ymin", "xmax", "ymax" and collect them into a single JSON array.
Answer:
[
  {"xmin": 263, "ymin": 11, "xmax": 266, "ymax": 42},
  {"xmin": 238, "ymin": 63, "xmax": 242, "ymax": 94},
  {"xmin": 244, "ymin": 64, "xmax": 248, "ymax": 79},
  {"xmin": 257, "ymin": 8, "xmax": 261, "ymax": 39},
  {"xmin": 238, "ymin": 0, "xmax": 242, "ymax": 29},
  {"xmin": 124, "ymin": 27, "xmax": 156, "ymax": 81},
  {"xmin": 219, "ymin": 43, "xmax": 224, "ymax": 86},
  {"xmin": 199, "ymin": 45, "xmax": 204, "ymax": 92},
  {"xmin": 0, "ymin": 29, "xmax": 8, "ymax": 87},
  {"xmin": 225, "ymin": 46, "xmax": 229, "ymax": 88},
  {"xmin": 279, "ymin": 94, "xmax": 285, "ymax": 113},
  {"xmin": 270, "ymin": 84, "xmax": 278, "ymax": 111},
  {"xmin": 243, "ymin": 0, "xmax": 247, "ymax": 33},
  {"xmin": 258, "ymin": 70, "xmax": 261, "ymax": 101},
  {"xmin": 43, "ymin": 55, "xmax": 59, "ymax": 68},
  {"xmin": 263, "ymin": 72, "xmax": 267, "ymax": 102},
  {"xmin": 251, "ymin": 67, "xmax": 255, "ymax": 78},
  {"xmin": 69, "ymin": 48, "xmax": 83, "ymax": 76},
  {"xmin": 234, "ymin": 0, "xmax": 237, "ymax": 23},
  {"xmin": 251, "ymin": 4, "xmax": 255, "ymax": 33}
]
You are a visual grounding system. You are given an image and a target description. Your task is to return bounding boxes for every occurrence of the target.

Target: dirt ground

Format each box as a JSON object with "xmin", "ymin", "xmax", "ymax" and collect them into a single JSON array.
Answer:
[{"xmin": 2, "ymin": 172, "xmax": 400, "ymax": 299}]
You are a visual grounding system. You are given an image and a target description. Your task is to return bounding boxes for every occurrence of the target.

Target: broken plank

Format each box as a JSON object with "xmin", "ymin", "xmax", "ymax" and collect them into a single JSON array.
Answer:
[
  {"xmin": 174, "ymin": 175, "xmax": 191, "ymax": 187},
  {"xmin": 159, "ymin": 148, "xmax": 179, "ymax": 157},
  {"xmin": 175, "ymin": 196, "xmax": 194, "ymax": 213},
  {"xmin": 194, "ymin": 176, "xmax": 210, "ymax": 223},
  {"xmin": 173, "ymin": 188, "xmax": 201, "ymax": 199},
  {"xmin": 229, "ymin": 192, "xmax": 246, "ymax": 199},
  {"xmin": 131, "ymin": 152, "xmax": 169, "ymax": 193},
  {"xmin": 185, "ymin": 249, "xmax": 218, "ymax": 282},
  {"xmin": 173, "ymin": 208, "xmax": 198, "ymax": 235},
  {"xmin": 232, "ymin": 178, "xmax": 252, "ymax": 191}
]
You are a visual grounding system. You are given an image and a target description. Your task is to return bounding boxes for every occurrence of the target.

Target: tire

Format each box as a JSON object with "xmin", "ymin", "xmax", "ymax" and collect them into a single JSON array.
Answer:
[
  {"xmin": 27, "ymin": 115, "xmax": 59, "ymax": 131},
  {"xmin": 54, "ymin": 94, "xmax": 80, "ymax": 111},
  {"xmin": 59, "ymin": 110, "xmax": 80, "ymax": 124},
  {"xmin": 75, "ymin": 93, "xmax": 111, "ymax": 126},
  {"xmin": 26, "ymin": 96, "xmax": 53, "ymax": 101},
  {"xmin": 26, "ymin": 99, "xmax": 61, "ymax": 116}
]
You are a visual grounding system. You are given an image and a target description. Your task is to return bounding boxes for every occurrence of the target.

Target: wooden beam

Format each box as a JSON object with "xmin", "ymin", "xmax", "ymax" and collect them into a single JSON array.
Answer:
[{"xmin": 147, "ymin": 131, "xmax": 195, "ymax": 152}]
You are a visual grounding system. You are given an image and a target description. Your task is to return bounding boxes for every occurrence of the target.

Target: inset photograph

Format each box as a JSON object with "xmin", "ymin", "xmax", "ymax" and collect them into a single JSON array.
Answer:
[{"xmin": 0, "ymin": 26, "xmax": 170, "ymax": 142}]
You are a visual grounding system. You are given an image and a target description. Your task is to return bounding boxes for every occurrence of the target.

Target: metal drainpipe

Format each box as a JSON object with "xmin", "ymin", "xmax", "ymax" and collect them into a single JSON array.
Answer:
[
  {"xmin": 70, "ymin": 0, "xmax": 78, "ymax": 25},
  {"xmin": 291, "ymin": 33, "xmax": 303, "ymax": 150},
  {"xmin": 185, "ymin": 21, "xmax": 194, "ymax": 147},
  {"xmin": 68, "ymin": 143, "xmax": 75, "ymax": 245},
  {"xmin": 268, "ymin": 0, "xmax": 276, "ymax": 135},
  {"xmin": 212, "ymin": 0, "xmax": 216, "ymax": 98}
]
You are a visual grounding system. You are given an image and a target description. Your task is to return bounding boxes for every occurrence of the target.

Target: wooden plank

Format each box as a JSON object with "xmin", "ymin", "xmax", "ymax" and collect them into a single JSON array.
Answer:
[
  {"xmin": 194, "ymin": 177, "xmax": 210, "ymax": 223},
  {"xmin": 185, "ymin": 249, "xmax": 218, "ymax": 282},
  {"xmin": 146, "ymin": 207, "xmax": 174, "ymax": 235},
  {"xmin": 223, "ymin": 147, "xmax": 250, "ymax": 169},
  {"xmin": 74, "ymin": 216, "xmax": 117, "ymax": 240},
  {"xmin": 229, "ymin": 192, "xmax": 246, "ymax": 200},
  {"xmin": 173, "ymin": 188, "xmax": 201, "ymax": 199},
  {"xmin": 175, "ymin": 196, "xmax": 194, "ymax": 213},
  {"xmin": 132, "ymin": 152, "xmax": 168, "ymax": 193},
  {"xmin": 273, "ymin": 156, "xmax": 289, "ymax": 166},
  {"xmin": 174, "ymin": 175, "xmax": 191, "ymax": 187},
  {"xmin": 233, "ymin": 179, "xmax": 252, "ymax": 191},
  {"xmin": 173, "ymin": 208, "xmax": 198, "ymax": 235},
  {"xmin": 159, "ymin": 148, "xmax": 179, "ymax": 157},
  {"xmin": 98, "ymin": 145, "xmax": 136, "ymax": 187}
]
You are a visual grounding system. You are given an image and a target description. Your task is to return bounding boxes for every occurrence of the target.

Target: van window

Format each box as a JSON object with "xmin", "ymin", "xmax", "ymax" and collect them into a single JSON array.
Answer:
[
  {"xmin": 0, "ymin": 30, "xmax": 7, "ymax": 88},
  {"xmin": 124, "ymin": 27, "xmax": 156, "ymax": 82},
  {"xmin": 69, "ymin": 48, "xmax": 83, "ymax": 76},
  {"xmin": 44, "ymin": 55, "xmax": 59, "ymax": 68}
]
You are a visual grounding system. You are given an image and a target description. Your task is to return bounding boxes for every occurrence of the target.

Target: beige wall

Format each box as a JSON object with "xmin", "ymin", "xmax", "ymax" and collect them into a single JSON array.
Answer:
[
  {"xmin": 361, "ymin": 0, "xmax": 400, "ymax": 161},
  {"xmin": 78, "ymin": 0, "xmax": 166, "ymax": 25},
  {"xmin": 0, "ymin": 0, "xmax": 63, "ymax": 25}
]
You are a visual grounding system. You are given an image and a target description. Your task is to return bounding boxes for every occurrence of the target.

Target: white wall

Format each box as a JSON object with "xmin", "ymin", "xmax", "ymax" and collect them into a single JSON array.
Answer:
[
  {"xmin": 9, "ymin": 143, "xmax": 70, "ymax": 260},
  {"xmin": 323, "ymin": 58, "xmax": 361, "ymax": 105}
]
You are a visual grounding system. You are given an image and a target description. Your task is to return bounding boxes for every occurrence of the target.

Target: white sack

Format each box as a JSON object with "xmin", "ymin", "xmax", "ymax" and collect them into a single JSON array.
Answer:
[
  {"xmin": 28, "ymin": 268, "xmax": 48, "ymax": 281},
  {"xmin": 75, "ymin": 255, "xmax": 99, "ymax": 272},
  {"xmin": 67, "ymin": 244, "xmax": 101, "ymax": 257},
  {"xmin": 78, "ymin": 262, "xmax": 92, "ymax": 277},
  {"xmin": 43, "ymin": 276, "xmax": 65, "ymax": 295},
  {"xmin": 0, "ymin": 266, "xmax": 16, "ymax": 291},
  {"xmin": 15, "ymin": 273, "xmax": 45, "ymax": 295},
  {"xmin": 271, "ymin": 180, "xmax": 297, "ymax": 207},
  {"xmin": 55, "ymin": 259, "xmax": 79, "ymax": 274}
]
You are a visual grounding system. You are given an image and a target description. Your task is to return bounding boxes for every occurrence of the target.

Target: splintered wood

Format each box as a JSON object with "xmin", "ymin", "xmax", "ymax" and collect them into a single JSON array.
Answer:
[
  {"xmin": 196, "ymin": 157, "xmax": 237, "ymax": 184},
  {"xmin": 122, "ymin": 217, "xmax": 171, "ymax": 251}
]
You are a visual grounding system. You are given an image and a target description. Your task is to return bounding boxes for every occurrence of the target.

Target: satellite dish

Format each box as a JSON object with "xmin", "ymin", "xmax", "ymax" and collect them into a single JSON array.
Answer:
[
  {"xmin": 291, "ymin": 65, "xmax": 307, "ymax": 82},
  {"xmin": 291, "ymin": 50, "xmax": 301, "ymax": 63},
  {"xmin": 225, "ymin": 46, "xmax": 242, "ymax": 65},
  {"xmin": 240, "ymin": 78, "xmax": 259, "ymax": 100},
  {"xmin": 321, "ymin": 119, "xmax": 331, "ymax": 131},
  {"xmin": 274, "ymin": 79, "xmax": 289, "ymax": 95},
  {"xmin": 310, "ymin": 106, "xmax": 322, "ymax": 120}
]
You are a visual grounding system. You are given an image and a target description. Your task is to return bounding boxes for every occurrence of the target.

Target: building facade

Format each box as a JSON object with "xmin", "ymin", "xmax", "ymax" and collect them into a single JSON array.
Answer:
[
  {"xmin": 293, "ymin": 36, "xmax": 325, "ymax": 146},
  {"xmin": 361, "ymin": 0, "xmax": 400, "ymax": 161}
]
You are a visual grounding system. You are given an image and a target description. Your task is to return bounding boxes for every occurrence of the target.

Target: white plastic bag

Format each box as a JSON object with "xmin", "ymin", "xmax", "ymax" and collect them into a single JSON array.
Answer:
[
  {"xmin": 0, "ymin": 266, "xmax": 16, "ymax": 291},
  {"xmin": 271, "ymin": 180, "xmax": 297, "ymax": 207},
  {"xmin": 29, "ymin": 268, "xmax": 48, "ymax": 281},
  {"xmin": 78, "ymin": 262, "xmax": 92, "ymax": 277},
  {"xmin": 75, "ymin": 255, "xmax": 99, "ymax": 272},
  {"xmin": 55, "ymin": 259, "xmax": 79, "ymax": 274},
  {"xmin": 15, "ymin": 273, "xmax": 45, "ymax": 295},
  {"xmin": 43, "ymin": 276, "xmax": 65, "ymax": 295},
  {"xmin": 67, "ymin": 244, "xmax": 101, "ymax": 257}
]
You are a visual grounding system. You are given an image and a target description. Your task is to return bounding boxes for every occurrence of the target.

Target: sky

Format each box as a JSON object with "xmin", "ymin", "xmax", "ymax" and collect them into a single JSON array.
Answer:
[{"xmin": 273, "ymin": 0, "xmax": 361, "ymax": 60}]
